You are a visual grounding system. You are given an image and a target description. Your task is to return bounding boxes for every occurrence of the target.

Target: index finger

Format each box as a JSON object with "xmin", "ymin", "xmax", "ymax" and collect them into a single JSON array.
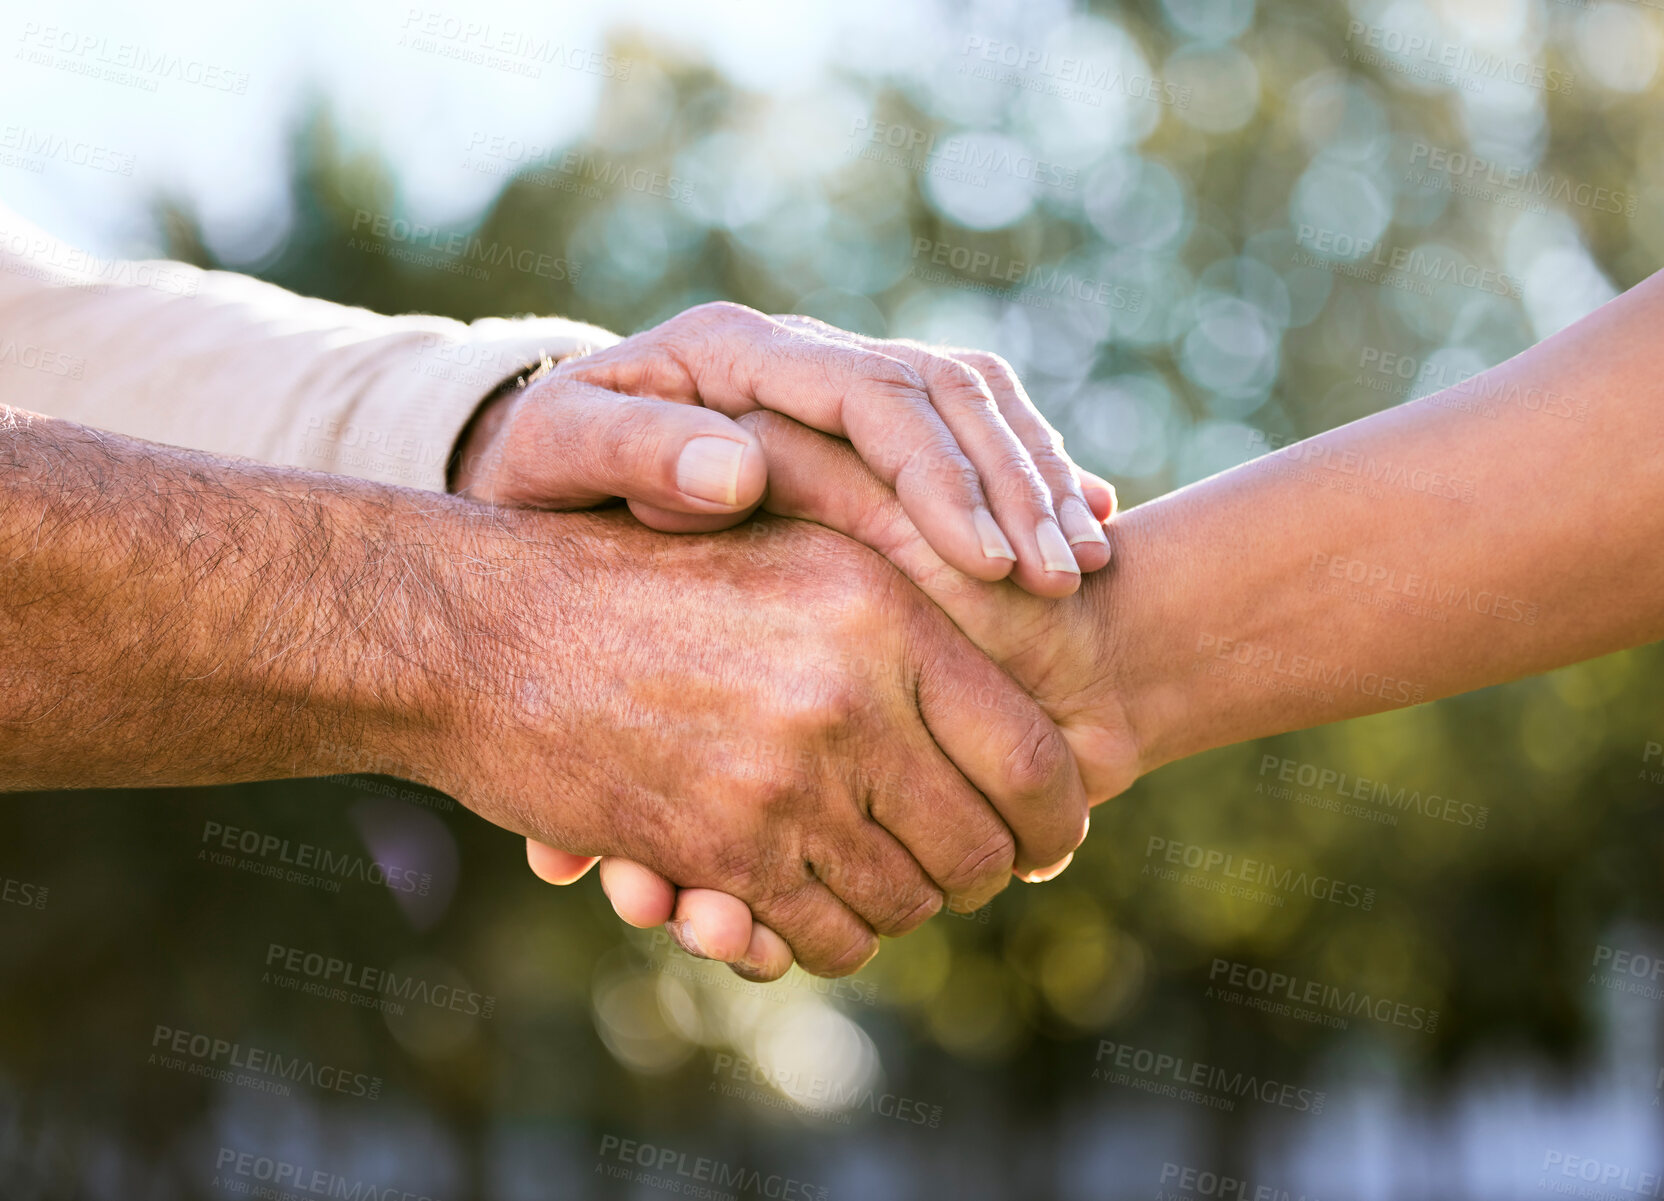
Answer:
[
  {"xmin": 911, "ymin": 623, "xmax": 1089, "ymax": 878},
  {"xmin": 655, "ymin": 303, "xmax": 1019, "ymax": 585}
]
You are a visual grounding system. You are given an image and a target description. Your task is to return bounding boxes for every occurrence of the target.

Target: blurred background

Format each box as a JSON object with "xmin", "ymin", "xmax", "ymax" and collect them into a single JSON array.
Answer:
[{"xmin": 4, "ymin": 0, "xmax": 1664, "ymax": 1196}]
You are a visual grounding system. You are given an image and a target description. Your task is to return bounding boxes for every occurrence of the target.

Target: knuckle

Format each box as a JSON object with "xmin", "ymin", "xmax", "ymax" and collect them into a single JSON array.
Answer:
[
  {"xmin": 857, "ymin": 352, "xmax": 928, "ymax": 398},
  {"xmin": 940, "ymin": 825, "xmax": 1016, "ymax": 896},
  {"xmin": 704, "ymin": 828, "xmax": 773, "ymax": 901},
  {"xmin": 957, "ymin": 350, "xmax": 1030, "ymax": 403},
  {"xmin": 895, "ymin": 435, "xmax": 981, "ymax": 503},
  {"xmin": 802, "ymin": 636, "xmax": 893, "ymax": 720},
  {"xmin": 930, "ymin": 359, "xmax": 999, "ymax": 410},
  {"xmin": 756, "ymin": 878, "xmax": 815, "ymax": 927},
  {"xmin": 746, "ymin": 774, "xmax": 804, "ymax": 821},
  {"xmin": 816, "ymin": 927, "xmax": 881, "ymax": 978},
  {"xmin": 1027, "ymin": 437, "xmax": 1073, "ymax": 479},
  {"xmin": 839, "ymin": 848, "xmax": 941, "ymax": 935},
  {"xmin": 756, "ymin": 884, "xmax": 877, "ymax": 978},
  {"xmin": 773, "ymin": 312, "xmax": 838, "ymax": 339},
  {"xmin": 827, "ymin": 545, "xmax": 904, "ymax": 617},
  {"xmin": 1025, "ymin": 441, "xmax": 1082, "ymax": 498},
  {"xmin": 881, "ymin": 887, "xmax": 944, "ymax": 936},
  {"xmin": 947, "ymin": 867, "xmax": 1012, "ymax": 914},
  {"xmin": 956, "ymin": 348, "xmax": 1012, "ymax": 379},
  {"xmin": 681, "ymin": 299, "xmax": 758, "ymax": 328},
  {"xmin": 1003, "ymin": 714, "xmax": 1072, "ymax": 802},
  {"xmin": 979, "ymin": 449, "xmax": 1052, "ymax": 511},
  {"xmin": 663, "ymin": 302, "xmax": 769, "ymax": 361},
  {"xmin": 953, "ymin": 349, "xmax": 1052, "ymax": 428},
  {"xmin": 799, "ymin": 686, "xmax": 866, "ymax": 740}
]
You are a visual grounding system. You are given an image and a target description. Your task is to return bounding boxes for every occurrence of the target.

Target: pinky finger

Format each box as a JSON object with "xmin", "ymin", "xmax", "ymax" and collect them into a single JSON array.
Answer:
[
  {"xmin": 526, "ymin": 840, "xmax": 599, "ymax": 885},
  {"xmin": 1076, "ymin": 469, "xmax": 1117, "ymax": 522}
]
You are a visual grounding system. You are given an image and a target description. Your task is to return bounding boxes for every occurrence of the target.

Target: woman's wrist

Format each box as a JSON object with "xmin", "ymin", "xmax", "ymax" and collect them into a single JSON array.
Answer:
[{"xmin": 1073, "ymin": 509, "xmax": 1176, "ymax": 802}]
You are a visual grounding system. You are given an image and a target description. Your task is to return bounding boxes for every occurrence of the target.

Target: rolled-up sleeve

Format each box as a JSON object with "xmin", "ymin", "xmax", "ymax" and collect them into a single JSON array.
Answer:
[{"xmin": 0, "ymin": 207, "xmax": 620, "ymax": 491}]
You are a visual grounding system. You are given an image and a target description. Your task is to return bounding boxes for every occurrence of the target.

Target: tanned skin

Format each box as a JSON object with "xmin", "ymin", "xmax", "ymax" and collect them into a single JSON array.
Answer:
[{"xmin": 0, "ymin": 407, "xmax": 1090, "ymax": 977}]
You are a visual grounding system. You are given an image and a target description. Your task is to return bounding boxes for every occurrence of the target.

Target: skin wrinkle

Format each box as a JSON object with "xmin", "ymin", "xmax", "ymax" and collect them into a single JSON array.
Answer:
[{"xmin": 5, "ymin": 409, "xmax": 1086, "ymax": 975}]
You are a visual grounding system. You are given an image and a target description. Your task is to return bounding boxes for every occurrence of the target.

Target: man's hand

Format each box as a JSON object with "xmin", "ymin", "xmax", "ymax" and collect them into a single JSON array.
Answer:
[
  {"xmin": 448, "ymin": 312, "xmax": 1119, "ymax": 972},
  {"xmin": 745, "ymin": 415, "xmax": 1134, "ymax": 791},
  {"xmin": 0, "ymin": 410, "xmax": 1087, "ymax": 980},
  {"xmin": 449, "ymin": 302, "xmax": 1112, "ymax": 596},
  {"xmin": 536, "ymin": 417, "xmax": 1134, "ymax": 978},
  {"xmin": 425, "ymin": 505, "xmax": 1090, "ymax": 977}
]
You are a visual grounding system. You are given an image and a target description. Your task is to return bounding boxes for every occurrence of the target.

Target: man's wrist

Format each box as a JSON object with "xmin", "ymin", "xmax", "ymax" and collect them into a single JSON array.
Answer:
[
  {"xmin": 338, "ymin": 496, "xmax": 557, "ymax": 796},
  {"xmin": 447, "ymin": 357, "xmax": 554, "ymax": 497},
  {"xmin": 254, "ymin": 487, "xmax": 485, "ymax": 790}
]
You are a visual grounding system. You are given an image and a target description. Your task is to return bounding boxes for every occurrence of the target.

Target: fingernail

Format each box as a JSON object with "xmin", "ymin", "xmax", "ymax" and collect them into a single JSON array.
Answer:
[
  {"xmin": 973, "ymin": 507, "xmax": 1017, "ymax": 562},
  {"xmin": 676, "ymin": 436, "xmax": 747, "ymax": 506},
  {"xmin": 730, "ymin": 960, "xmax": 772, "ymax": 983},
  {"xmin": 1059, "ymin": 497, "xmax": 1108, "ymax": 549},
  {"xmin": 1021, "ymin": 852, "xmax": 1074, "ymax": 883},
  {"xmin": 971, "ymin": 505, "xmax": 1018, "ymax": 562},
  {"xmin": 666, "ymin": 919, "xmax": 708, "ymax": 959},
  {"xmin": 1035, "ymin": 520, "xmax": 1080, "ymax": 575}
]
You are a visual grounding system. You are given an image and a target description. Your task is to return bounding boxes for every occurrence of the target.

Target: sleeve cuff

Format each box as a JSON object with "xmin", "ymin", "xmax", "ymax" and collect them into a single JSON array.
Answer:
[{"xmin": 285, "ymin": 314, "xmax": 623, "ymax": 493}]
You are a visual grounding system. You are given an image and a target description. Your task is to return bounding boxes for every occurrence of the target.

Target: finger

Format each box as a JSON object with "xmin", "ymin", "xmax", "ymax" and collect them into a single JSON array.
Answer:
[
  {"xmin": 912, "ymin": 632, "xmax": 1090, "ymax": 880},
  {"xmin": 736, "ymin": 411, "xmax": 1030, "ymax": 658},
  {"xmin": 526, "ymin": 839, "xmax": 599, "ymax": 885},
  {"xmin": 737, "ymin": 415, "xmax": 1085, "ymax": 873},
  {"xmin": 951, "ymin": 348, "xmax": 1110, "ymax": 574},
  {"xmin": 781, "ymin": 320, "xmax": 1082, "ymax": 597},
  {"xmin": 867, "ymin": 743, "xmax": 1017, "ymax": 914},
  {"xmin": 730, "ymin": 922, "xmax": 795, "ymax": 983},
  {"xmin": 748, "ymin": 878, "xmax": 879, "ymax": 978},
  {"xmin": 666, "ymin": 889, "xmax": 756, "ymax": 962},
  {"xmin": 808, "ymin": 822, "xmax": 943, "ymax": 937},
  {"xmin": 597, "ymin": 858, "xmax": 677, "ymax": 928},
  {"xmin": 738, "ymin": 414, "xmax": 1093, "ymax": 862},
  {"xmin": 480, "ymin": 379, "xmax": 768, "ymax": 514},
  {"xmin": 650, "ymin": 304, "xmax": 1018, "ymax": 585},
  {"xmin": 1077, "ymin": 468, "xmax": 1117, "ymax": 521},
  {"xmin": 625, "ymin": 501, "xmax": 757, "ymax": 534}
]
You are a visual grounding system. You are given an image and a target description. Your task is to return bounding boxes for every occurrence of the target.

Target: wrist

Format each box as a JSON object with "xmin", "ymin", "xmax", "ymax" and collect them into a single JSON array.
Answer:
[
  {"xmin": 276, "ymin": 491, "xmax": 493, "ymax": 790},
  {"xmin": 388, "ymin": 502, "xmax": 620, "ymax": 825},
  {"xmin": 447, "ymin": 358, "xmax": 553, "ymax": 498},
  {"xmin": 1076, "ymin": 510, "xmax": 1184, "ymax": 799}
]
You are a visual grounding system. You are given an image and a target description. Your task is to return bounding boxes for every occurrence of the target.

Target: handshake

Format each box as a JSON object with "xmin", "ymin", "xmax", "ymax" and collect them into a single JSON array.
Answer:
[
  {"xmin": 431, "ymin": 302, "xmax": 1137, "ymax": 983},
  {"xmin": 4, "ymin": 214, "xmax": 1653, "ymax": 997}
]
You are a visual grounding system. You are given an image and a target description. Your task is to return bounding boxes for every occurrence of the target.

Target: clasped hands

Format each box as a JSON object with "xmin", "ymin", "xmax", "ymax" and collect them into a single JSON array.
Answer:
[{"xmin": 441, "ymin": 302, "xmax": 1140, "ymax": 982}]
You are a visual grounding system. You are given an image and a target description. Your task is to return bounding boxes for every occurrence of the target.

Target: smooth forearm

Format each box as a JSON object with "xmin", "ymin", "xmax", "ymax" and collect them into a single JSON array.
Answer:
[
  {"xmin": 1102, "ymin": 272, "xmax": 1664, "ymax": 778},
  {"xmin": 0, "ymin": 407, "xmax": 492, "ymax": 789}
]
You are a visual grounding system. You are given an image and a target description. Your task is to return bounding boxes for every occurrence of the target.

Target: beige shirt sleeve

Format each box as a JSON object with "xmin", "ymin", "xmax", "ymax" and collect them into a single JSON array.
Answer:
[{"xmin": 0, "ymin": 207, "xmax": 621, "ymax": 491}]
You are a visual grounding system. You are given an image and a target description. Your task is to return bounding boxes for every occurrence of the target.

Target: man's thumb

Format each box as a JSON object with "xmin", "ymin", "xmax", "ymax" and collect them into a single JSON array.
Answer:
[{"xmin": 474, "ymin": 379, "xmax": 767, "ymax": 523}]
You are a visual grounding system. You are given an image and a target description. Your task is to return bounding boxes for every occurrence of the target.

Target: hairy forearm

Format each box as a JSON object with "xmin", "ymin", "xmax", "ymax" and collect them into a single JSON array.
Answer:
[
  {"xmin": 1101, "ymin": 271, "xmax": 1664, "ymax": 777},
  {"xmin": 0, "ymin": 407, "xmax": 498, "ymax": 789}
]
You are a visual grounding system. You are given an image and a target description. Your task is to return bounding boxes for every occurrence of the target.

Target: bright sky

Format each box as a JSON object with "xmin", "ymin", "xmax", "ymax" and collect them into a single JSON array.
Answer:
[{"xmin": 0, "ymin": 0, "xmax": 1020, "ymax": 257}]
